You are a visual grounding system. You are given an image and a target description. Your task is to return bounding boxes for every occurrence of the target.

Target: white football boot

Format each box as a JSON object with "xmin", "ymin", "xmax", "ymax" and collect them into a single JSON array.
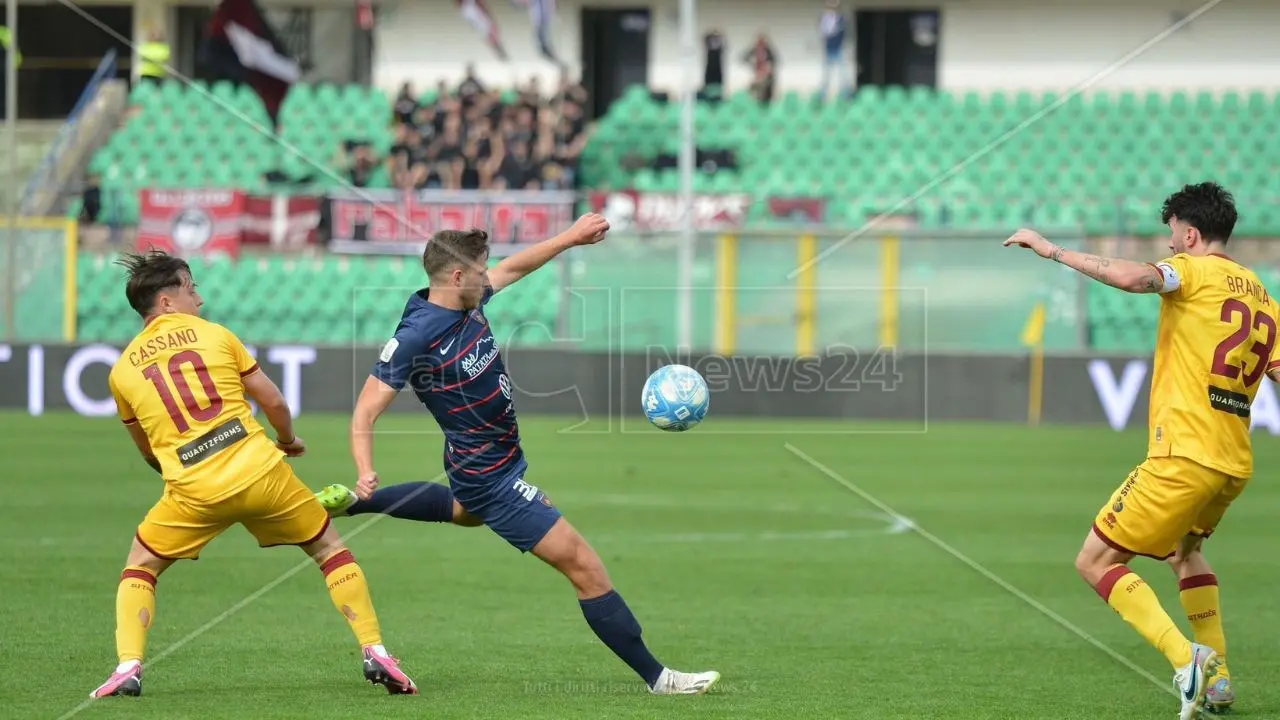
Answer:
[
  {"xmin": 1174, "ymin": 643, "xmax": 1220, "ymax": 720},
  {"xmin": 649, "ymin": 668, "xmax": 721, "ymax": 695}
]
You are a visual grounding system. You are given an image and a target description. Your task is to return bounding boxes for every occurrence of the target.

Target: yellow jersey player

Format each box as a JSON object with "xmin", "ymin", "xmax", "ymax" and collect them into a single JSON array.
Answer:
[
  {"xmin": 90, "ymin": 251, "xmax": 417, "ymax": 699},
  {"xmin": 1005, "ymin": 182, "xmax": 1274, "ymax": 719}
]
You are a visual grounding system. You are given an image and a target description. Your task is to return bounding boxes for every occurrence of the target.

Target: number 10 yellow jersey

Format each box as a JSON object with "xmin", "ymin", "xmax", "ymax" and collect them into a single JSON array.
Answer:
[{"xmin": 108, "ymin": 313, "xmax": 283, "ymax": 502}]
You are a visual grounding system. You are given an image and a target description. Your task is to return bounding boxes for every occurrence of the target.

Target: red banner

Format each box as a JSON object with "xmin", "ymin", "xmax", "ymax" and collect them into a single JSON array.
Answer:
[
  {"xmin": 138, "ymin": 190, "xmax": 321, "ymax": 256},
  {"xmin": 326, "ymin": 189, "xmax": 575, "ymax": 255},
  {"xmin": 587, "ymin": 191, "xmax": 830, "ymax": 232},
  {"xmin": 138, "ymin": 189, "xmax": 246, "ymax": 258},
  {"xmin": 588, "ymin": 190, "xmax": 752, "ymax": 232},
  {"xmin": 241, "ymin": 195, "xmax": 321, "ymax": 248}
]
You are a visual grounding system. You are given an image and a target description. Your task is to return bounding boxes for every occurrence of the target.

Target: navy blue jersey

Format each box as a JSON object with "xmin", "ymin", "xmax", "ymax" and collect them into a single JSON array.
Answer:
[{"xmin": 372, "ymin": 287, "xmax": 523, "ymax": 483}]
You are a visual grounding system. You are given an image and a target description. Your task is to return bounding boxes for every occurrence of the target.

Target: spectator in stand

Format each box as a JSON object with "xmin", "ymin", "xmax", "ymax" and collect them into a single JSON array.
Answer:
[
  {"xmin": 339, "ymin": 72, "xmax": 591, "ymax": 192},
  {"xmin": 702, "ymin": 30, "xmax": 725, "ymax": 99},
  {"xmin": 744, "ymin": 33, "xmax": 777, "ymax": 104},
  {"xmin": 458, "ymin": 64, "xmax": 485, "ymax": 105},
  {"xmin": 80, "ymin": 174, "xmax": 102, "ymax": 223},
  {"xmin": 393, "ymin": 82, "xmax": 418, "ymax": 124},
  {"xmin": 138, "ymin": 29, "xmax": 170, "ymax": 85},
  {"xmin": 338, "ymin": 141, "xmax": 388, "ymax": 188},
  {"xmin": 550, "ymin": 101, "xmax": 588, "ymax": 186},
  {"xmin": 819, "ymin": 0, "xmax": 851, "ymax": 101}
]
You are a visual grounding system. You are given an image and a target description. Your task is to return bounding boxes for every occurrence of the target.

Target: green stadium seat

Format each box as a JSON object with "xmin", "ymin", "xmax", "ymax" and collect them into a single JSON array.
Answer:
[{"xmin": 86, "ymin": 82, "xmax": 1280, "ymax": 353}]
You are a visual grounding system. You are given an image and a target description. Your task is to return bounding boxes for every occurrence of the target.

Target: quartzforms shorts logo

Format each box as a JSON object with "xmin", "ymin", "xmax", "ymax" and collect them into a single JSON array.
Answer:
[{"xmin": 172, "ymin": 208, "xmax": 214, "ymax": 251}]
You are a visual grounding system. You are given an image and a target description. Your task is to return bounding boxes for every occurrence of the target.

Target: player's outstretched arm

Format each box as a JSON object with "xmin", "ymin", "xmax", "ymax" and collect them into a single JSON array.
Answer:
[
  {"xmin": 1003, "ymin": 228, "xmax": 1165, "ymax": 294},
  {"xmin": 489, "ymin": 212, "xmax": 610, "ymax": 292},
  {"xmin": 351, "ymin": 376, "xmax": 399, "ymax": 499}
]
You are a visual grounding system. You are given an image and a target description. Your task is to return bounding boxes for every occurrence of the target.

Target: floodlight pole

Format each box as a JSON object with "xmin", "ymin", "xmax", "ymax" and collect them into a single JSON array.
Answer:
[
  {"xmin": 4, "ymin": 0, "xmax": 16, "ymax": 341},
  {"xmin": 675, "ymin": 0, "xmax": 696, "ymax": 354}
]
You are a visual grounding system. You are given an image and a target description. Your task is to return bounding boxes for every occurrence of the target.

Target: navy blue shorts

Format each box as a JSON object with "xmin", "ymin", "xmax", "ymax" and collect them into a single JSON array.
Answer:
[{"xmin": 450, "ymin": 465, "xmax": 561, "ymax": 553}]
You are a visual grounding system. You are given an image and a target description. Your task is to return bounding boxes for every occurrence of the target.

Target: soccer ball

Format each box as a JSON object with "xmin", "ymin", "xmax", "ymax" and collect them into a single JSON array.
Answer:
[{"xmin": 641, "ymin": 364, "xmax": 709, "ymax": 431}]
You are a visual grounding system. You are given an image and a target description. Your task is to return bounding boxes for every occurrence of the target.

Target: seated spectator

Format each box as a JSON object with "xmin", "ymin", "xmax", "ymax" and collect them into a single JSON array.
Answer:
[
  {"xmin": 337, "ymin": 140, "xmax": 389, "ymax": 188},
  {"xmin": 393, "ymin": 82, "xmax": 418, "ymax": 125},
  {"xmin": 458, "ymin": 64, "xmax": 485, "ymax": 105},
  {"xmin": 80, "ymin": 174, "xmax": 102, "ymax": 223},
  {"xmin": 347, "ymin": 73, "xmax": 593, "ymax": 192},
  {"xmin": 744, "ymin": 33, "xmax": 777, "ymax": 104}
]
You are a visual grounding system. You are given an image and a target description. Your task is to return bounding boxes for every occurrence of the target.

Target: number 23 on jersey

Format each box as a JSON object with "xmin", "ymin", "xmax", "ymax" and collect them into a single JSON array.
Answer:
[{"xmin": 1211, "ymin": 298, "xmax": 1277, "ymax": 389}]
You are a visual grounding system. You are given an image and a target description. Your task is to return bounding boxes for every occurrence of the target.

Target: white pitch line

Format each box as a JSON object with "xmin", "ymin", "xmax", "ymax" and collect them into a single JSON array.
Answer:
[
  {"xmin": 783, "ymin": 443, "xmax": 1175, "ymax": 698},
  {"xmin": 598, "ymin": 526, "xmax": 910, "ymax": 545}
]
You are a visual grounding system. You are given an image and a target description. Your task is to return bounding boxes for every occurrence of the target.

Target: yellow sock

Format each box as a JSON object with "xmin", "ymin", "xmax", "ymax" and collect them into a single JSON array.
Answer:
[
  {"xmin": 116, "ymin": 566, "xmax": 157, "ymax": 663},
  {"xmin": 1096, "ymin": 564, "xmax": 1192, "ymax": 668},
  {"xmin": 1180, "ymin": 573, "xmax": 1228, "ymax": 675},
  {"xmin": 320, "ymin": 550, "xmax": 382, "ymax": 647}
]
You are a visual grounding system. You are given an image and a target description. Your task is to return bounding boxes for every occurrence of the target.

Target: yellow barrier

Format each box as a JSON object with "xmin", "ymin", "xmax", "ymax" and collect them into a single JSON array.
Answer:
[
  {"xmin": 1021, "ymin": 302, "xmax": 1047, "ymax": 426},
  {"xmin": 879, "ymin": 235, "xmax": 900, "ymax": 348},
  {"xmin": 64, "ymin": 219, "xmax": 79, "ymax": 341},
  {"xmin": 796, "ymin": 234, "xmax": 817, "ymax": 356},
  {"xmin": 715, "ymin": 233, "xmax": 737, "ymax": 355}
]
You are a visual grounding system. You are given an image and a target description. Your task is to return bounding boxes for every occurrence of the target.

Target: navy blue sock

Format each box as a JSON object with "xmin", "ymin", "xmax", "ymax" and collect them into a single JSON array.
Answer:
[
  {"xmin": 347, "ymin": 482, "xmax": 454, "ymax": 523},
  {"xmin": 579, "ymin": 590, "xmax": 664, "ymax": 686}
]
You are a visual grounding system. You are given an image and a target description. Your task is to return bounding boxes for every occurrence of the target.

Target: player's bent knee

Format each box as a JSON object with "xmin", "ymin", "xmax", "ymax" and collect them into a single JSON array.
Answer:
[
  {"xmin": 453, "ymin": 500, "xmax": 484, "ymax": 527},
  {"xmin": 1075, "ymin": 532, "xmax": 1128, "ymax": 585},
  {"xmin": 126, "ymin": 537, "xmax": 174, "ymax": 576},
  {"xmin": 533, "ymin": 520, "xmax": 612, "ymax": 596},
  {"xmin": 300, "ymin": 524, "xmax": 348, "ymax": 563}
]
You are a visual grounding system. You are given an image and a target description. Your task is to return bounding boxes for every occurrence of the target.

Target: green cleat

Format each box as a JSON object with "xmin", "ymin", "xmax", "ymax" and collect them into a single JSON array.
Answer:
[{"xmin": 316, "ymin": 484, "xmax": 359, "ymax": 517}]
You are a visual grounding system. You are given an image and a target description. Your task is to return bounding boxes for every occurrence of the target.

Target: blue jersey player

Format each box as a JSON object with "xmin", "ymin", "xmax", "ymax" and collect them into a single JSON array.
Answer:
[{"xmin": 316, "ymin": 214, "xmax": 721, "ymax": 696}]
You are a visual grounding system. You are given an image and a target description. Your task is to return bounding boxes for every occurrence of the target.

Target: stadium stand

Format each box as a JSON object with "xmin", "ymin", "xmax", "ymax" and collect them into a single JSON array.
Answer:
[
  {"xmin": 75, "ymin": 251, "xmax": 562, "ymax": 346},
  {"xmin": 83, "ymin": 82, "xmax": 1280, "ymax": 234},
  {"xmin": 584, "ymin": 84, "xmax": 1280, "ymax": 235},
  {"xmin": 74, "ymin": 77, "xmax": 589, "ymax": 223},
  {"xmin": 70, "ymin": 81, "xmax": 1280, "ymax": 352}
]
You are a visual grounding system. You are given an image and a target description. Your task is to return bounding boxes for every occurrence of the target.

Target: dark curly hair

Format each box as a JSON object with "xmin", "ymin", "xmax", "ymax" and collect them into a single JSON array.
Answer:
[{"xmin": 1160, "ymin": 182, "xmax": 1238, "ymax": 244}]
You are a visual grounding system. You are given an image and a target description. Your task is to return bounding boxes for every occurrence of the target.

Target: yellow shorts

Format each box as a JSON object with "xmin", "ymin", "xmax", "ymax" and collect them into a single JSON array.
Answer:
[
  {"xmin": 136, "ymin": 460, "xmax": 330, "ymax": 560},
  {"xmin": 1092, "ymin": 456, "xmax": 1247, "ymax": 560}
]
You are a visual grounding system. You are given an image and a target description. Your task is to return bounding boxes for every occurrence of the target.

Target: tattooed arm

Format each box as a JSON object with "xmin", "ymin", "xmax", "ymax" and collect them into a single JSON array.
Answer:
[
  {"xmin": 1003, "ymin": 229, "xmax": 1166, "ymax": 294},
  {"xmin": 1046, "ymin": 246, "xmax": 1165, "ymax": 293}
]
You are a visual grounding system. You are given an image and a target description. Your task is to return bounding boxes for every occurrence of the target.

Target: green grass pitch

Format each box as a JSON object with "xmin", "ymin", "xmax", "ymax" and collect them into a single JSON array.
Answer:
[{"xmin": 4, "ymin": 411, "xmax": 1279, "ymax": 719}]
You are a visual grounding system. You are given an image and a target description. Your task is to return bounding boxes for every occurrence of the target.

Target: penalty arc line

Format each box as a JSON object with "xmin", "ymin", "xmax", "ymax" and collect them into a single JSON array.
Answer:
[{"xmin": 782, "ymin": 443, "xmax": 1176, "ymax": 698}]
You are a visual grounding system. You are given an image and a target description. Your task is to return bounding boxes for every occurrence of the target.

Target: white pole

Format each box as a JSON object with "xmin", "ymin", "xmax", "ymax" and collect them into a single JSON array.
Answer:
[
  {"xmin": 675, "ymin": 0, "xmax": 696, "ymax": 353},
  {"xmin": 4, "ymin": 0, "xmax": 16, "ymax": 342}
]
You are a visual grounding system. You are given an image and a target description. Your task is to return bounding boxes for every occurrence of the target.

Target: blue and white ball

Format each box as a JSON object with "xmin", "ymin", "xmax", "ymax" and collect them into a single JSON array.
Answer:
[{"xmin": 641, "ymin": 364, "xmax": 709, "ymax": 431}]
